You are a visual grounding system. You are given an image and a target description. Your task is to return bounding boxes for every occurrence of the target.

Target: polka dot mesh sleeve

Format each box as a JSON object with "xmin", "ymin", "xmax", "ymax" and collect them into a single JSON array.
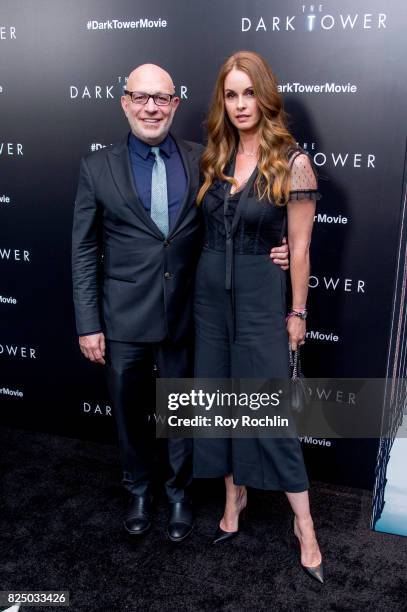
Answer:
[{"xmin": 288, "ymin": 151, "xmax": 322, "ymax": 202}]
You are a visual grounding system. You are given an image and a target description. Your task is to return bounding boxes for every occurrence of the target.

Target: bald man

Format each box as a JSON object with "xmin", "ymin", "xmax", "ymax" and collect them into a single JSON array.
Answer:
[{"xmin": 72, "ymin": 64, "xmax": 288, "ymax": 542}]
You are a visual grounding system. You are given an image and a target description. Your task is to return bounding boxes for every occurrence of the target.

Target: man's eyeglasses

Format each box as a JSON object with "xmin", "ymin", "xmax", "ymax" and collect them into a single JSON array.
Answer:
[{"xmin": 124, "ymin": 90, "xmax": 174, "ymax": 106}]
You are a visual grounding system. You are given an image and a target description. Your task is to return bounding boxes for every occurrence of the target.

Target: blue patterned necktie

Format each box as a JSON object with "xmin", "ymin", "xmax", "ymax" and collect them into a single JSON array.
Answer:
[{"xmin": 150, "ymin": 146, "xmax": 169, "ymax": 236}]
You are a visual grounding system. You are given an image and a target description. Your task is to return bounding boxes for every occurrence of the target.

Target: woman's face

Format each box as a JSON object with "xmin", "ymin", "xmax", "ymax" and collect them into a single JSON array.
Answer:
[{"xmin": 224, "ymin": 69, "xmax": 262, "ymax": 134}]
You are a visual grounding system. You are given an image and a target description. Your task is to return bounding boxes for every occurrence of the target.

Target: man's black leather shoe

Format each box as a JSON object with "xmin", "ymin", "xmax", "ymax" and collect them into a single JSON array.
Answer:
[
  {"xmin": 123, "ymin": 494, "xmax": 152, "ymax": 535},
  {"xmin": 167, "ymin": 501, "xmax": 194, "ymax": 542}
]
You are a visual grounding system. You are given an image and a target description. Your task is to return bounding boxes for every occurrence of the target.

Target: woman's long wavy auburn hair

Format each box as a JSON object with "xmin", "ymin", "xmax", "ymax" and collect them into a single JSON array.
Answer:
[{"xmin": 196, "ymin": 51, "xmax": 296, "ymax": 206}]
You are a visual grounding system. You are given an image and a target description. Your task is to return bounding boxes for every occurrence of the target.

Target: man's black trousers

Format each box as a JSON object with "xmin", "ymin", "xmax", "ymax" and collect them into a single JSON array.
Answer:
[{"xmin": 105, "ymin": 337, "xmax": 193, "ymax": 502}]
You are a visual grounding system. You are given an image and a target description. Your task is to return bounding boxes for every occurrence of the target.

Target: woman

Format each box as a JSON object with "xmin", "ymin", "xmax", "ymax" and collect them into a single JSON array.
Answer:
[{"xmin": 193, "ymin": 51, "xmax": 323, "ymax": 583}]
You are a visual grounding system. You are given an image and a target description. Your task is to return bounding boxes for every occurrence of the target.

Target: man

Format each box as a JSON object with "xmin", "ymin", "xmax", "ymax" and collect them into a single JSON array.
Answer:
[{"xmin": 72, "ymin": 64, "xmax": 288, "ymax": 542}]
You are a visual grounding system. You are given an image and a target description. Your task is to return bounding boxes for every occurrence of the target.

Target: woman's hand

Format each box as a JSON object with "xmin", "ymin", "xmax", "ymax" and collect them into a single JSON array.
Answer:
[
  {"xmin": 287, "ymin": 316, "xmax": 306, "ymax": 351},
  {"xmin": 270, "ymin": 236, "xmax": 289, "ymax": 270}
]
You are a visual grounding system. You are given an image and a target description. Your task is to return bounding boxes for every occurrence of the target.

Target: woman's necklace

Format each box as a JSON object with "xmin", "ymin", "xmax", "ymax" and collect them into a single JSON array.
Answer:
[
  {"xmin": 237, "ymin": 144, "xmax": 258, "ymax": 157},
  {"xmin": 231, "ymin": 142, "xmax": 259, "ymax": 194}
]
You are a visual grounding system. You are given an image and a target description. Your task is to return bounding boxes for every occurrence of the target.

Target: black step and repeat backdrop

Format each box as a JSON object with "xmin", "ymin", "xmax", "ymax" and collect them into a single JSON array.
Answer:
[{"xmin": 1, "ymin": 0, "xmax": 407, "ymax": 489}]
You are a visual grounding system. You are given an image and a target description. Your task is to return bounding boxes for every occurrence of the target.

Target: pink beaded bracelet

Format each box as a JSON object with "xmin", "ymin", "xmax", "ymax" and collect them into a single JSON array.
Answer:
[{"xmin": 286, "ymin": 310, "xmax": 308, "ymax": 321}]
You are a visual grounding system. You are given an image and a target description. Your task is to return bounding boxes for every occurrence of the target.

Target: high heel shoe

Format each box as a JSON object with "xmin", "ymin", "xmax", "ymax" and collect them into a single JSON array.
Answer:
[
  {"xmin": 293, "ymin": 517, "xmax": 324, "ymax": 584},
  {"xmin": 212, "ymin": 507, "xmax": 247, "ymax": 544}
]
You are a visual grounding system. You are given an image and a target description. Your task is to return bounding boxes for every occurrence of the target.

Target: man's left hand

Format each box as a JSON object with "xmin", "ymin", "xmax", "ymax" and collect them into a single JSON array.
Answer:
[{"xmin": 270, "ymin": 236, "xmax": 289, "ymax": 270}]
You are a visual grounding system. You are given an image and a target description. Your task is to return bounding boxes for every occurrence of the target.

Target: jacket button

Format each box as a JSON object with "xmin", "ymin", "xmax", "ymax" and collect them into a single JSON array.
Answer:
[
  {"xmin": 164, "ymin": 272, "xmax": 171, "ymax": 279},
  {"xmin": 163, "ymin": 240, "xmax": 170, "ymax": 247}
]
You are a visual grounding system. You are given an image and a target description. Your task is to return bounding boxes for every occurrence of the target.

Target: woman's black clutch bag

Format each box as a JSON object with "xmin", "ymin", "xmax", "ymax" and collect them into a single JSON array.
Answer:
[{"xmin": 289, "ymin": 345, "xmax": 309, "ymax": 413}]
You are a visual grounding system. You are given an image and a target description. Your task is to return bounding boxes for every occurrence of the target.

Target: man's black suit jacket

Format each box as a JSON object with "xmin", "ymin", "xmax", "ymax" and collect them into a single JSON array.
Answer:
[{"xmin": 72, "ymin": 135, "xmax": 204, "ymax": 343}]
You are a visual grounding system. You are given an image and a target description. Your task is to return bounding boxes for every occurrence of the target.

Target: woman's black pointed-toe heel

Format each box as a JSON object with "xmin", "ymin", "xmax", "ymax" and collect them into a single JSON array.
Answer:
[
  {"xmin": 293, "ymin": 518, "xmax": 324, "ymax": 584},
  {"xmin": 302, "ymin": 562, "xmax": 324, "ymax": 584},
  {"xmin": 212, "ymin": 507, "xmax": 247, "ymax": 544},
  {"xmin": 212, "ymin": 526, "xmax": 239, "ymax": 544}
]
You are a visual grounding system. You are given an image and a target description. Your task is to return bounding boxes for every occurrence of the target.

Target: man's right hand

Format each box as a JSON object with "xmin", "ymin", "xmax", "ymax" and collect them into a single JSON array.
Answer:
[{"xmin": 79, "ymin": 332, "xmax": 106, "ymax": 365}]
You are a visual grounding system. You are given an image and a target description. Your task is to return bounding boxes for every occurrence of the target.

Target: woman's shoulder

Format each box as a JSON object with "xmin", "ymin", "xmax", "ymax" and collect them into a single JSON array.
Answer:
[
  {"xmin": 285, "ymin": 144, "xmax": 311, "ymax": 166},
  {"xmin": 286, "ymin": 145, "xmax": 321, "ymax": 200}
]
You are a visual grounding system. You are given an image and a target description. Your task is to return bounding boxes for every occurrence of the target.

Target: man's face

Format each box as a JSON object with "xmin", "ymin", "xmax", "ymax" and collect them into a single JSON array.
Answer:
[{"xmin": 121, "ymin": 65, "xmax": 180, "ymax": 145}]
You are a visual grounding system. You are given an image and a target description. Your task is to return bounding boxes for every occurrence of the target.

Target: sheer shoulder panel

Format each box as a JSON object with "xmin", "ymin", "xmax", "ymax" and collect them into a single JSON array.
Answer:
[{"xmin": 288, "ymin": 150, "xmax": 321, "ymax": 202}]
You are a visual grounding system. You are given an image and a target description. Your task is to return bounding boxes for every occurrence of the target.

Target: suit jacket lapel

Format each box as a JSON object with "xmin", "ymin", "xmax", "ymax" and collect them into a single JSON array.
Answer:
[
  {"xmin": 107, "ymin": 138, "xmax": 163, "ymax": 238},
  {"xmin": 169, "ymin": 135, "xmax": 201, "ymax": 237}
]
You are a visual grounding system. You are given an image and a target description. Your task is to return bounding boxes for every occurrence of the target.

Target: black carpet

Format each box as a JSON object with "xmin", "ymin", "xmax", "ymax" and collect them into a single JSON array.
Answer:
[{"xmin": 1, "ymin": 426, "xmax": 407, "ymax": 612}]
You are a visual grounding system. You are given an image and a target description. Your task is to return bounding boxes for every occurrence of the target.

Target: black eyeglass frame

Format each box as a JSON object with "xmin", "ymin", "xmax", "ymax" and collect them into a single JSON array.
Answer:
[{"xmin": 123, "ymin": 90, "xmax": 175, "ymax": 106}]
